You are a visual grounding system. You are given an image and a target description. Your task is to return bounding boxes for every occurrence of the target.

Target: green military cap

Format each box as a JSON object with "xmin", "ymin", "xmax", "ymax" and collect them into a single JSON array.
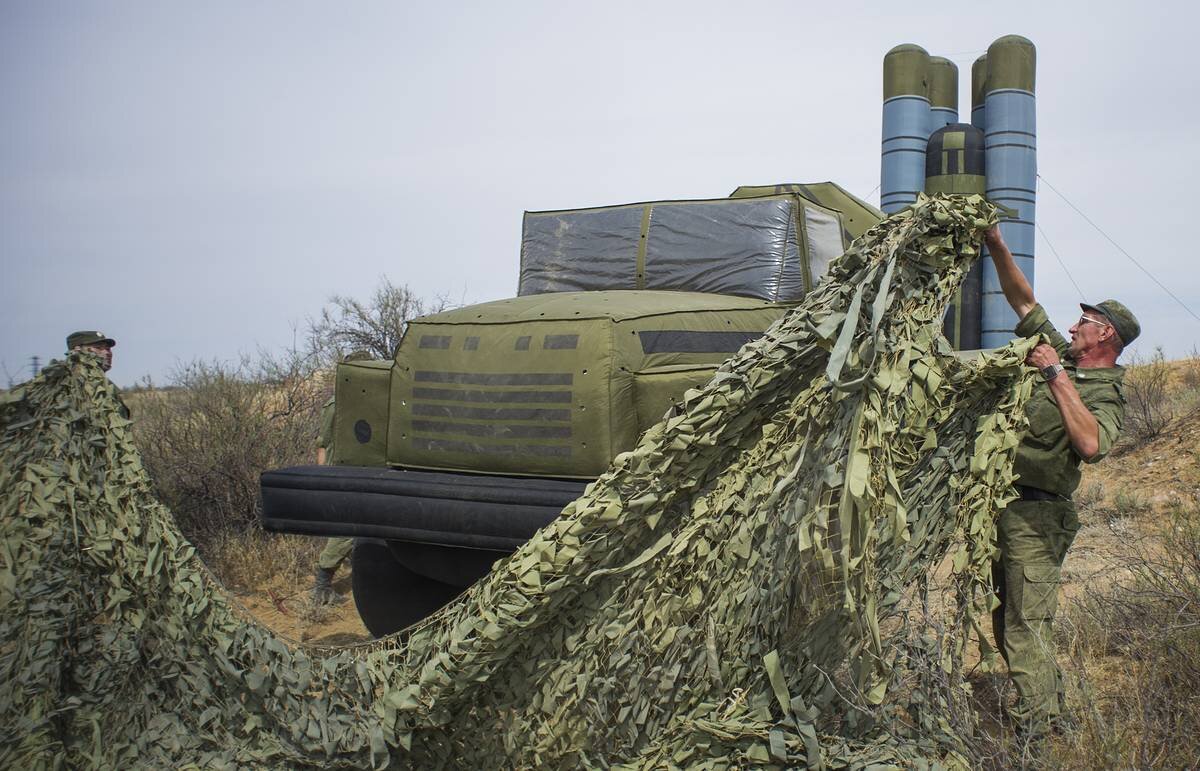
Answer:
[
  {"xmin": 1080, "ymin": 300, "xmax": 1140, "ymax": 345},
  {"xmin": 66, "ymin": 330, "xmax": 116, "ymax": 349}
]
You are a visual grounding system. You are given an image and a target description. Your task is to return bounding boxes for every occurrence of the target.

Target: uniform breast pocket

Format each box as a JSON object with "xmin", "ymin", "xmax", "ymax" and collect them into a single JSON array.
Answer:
[{"xmin": 1023, "ymin": 391, "xmax": 1061, "ymax": 442}]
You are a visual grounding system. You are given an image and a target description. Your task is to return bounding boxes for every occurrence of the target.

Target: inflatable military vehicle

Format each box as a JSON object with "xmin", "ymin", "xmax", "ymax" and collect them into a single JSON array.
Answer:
[{"xmin": 261, "ymin": 183, "xmax": 881, "ymax": 636}]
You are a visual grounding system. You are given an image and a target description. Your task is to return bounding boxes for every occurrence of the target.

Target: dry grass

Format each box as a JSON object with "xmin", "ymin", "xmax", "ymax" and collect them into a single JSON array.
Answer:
[
  {"xmin": 204, "ymin": 531, "xmax": 323, "ymax": 593},
  {"xmin": 130, "ymin": 353, "xmax": 327, "ymax": 555},
  {"xmin": 1054, "ymin": 495, "xmax": 1200, "ymax": 769}
]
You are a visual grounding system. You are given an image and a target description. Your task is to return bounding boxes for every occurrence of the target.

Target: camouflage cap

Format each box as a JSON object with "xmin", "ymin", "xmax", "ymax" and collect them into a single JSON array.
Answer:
[
  {"xmin": 1080, "ymin": 300, "xmax": 1140, "ymax": 346},
  {"xmin": 66, "ymin": 330, "xmax": 116, "ymax": 349}
]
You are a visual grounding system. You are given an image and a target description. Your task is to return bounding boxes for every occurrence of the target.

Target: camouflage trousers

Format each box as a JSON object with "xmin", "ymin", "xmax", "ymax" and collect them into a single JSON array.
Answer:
[
  {"xmin": 991, "ymin": 498, "xmax": 1080, "ymax": 730},
  {"xmin": 317, "ymin": 537, "xmax": 354, "ymax": 572}
]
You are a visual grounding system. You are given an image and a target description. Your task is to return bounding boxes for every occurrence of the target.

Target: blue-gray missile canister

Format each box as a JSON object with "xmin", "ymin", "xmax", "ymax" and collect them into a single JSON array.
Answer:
[
  {"xmin": 926, "ymin": 123, "xmax": 986, "ymax": 350},
  {"xmin": 928, "ymin": 56, "xmax": 959, "ymax": 131},
  {"xmin": 971, "ymin": 54, "xmax": 988, "ymax": 130},
  {"xmin": 881, "ymin": 44, "xmax": 931, "ymax": 213},
  {"xmin": 981, "ymin": 35, "xmax": 1036, "ymax": 347}
]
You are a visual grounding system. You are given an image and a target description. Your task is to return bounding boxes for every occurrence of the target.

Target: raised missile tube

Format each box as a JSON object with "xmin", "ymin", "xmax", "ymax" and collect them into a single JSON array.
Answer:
[
  {"xmin": 881, "ymin": 44, "xmax": 931, "ymax": 213},
  {"xmin": 927, "ymin": 123, "xmax": 986, "ymax": 350},
  {"xmin": 970, "ymin": 54, "xmax": 988, "ymax": 130},
  {"xmin": 980, "ymin": 35, "xmax": 1037, "ymax": 347},
  {"xmin": 928, "ymin": 56, "xmax": 959, "ymax": 132}
]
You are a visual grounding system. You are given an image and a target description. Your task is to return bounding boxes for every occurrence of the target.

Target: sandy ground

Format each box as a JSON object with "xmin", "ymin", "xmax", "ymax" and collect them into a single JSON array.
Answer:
[{"xmin": 235, "ymin": 567, "xmax": 371, "ymax": 647}]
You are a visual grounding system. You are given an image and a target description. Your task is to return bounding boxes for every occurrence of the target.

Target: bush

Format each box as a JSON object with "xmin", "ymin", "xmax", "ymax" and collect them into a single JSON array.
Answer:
[
  {"xmin": 131, "ymin": 278, "xmax": 445, "ymax": 563},
  {"xmin": 1121, "ymin": 347, "xmax": 1176, "ymax": 446},
  {"xmin": 1182, "ymin": 347, "xmax": 1200, "ymax": 392},
  {"xmin": 132, "ymin": 350, "xmax": 325, "ymax": 551}
]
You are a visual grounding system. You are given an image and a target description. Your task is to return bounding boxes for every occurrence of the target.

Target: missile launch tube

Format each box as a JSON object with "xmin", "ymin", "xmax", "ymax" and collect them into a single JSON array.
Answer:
[
  {"xmin": 926, "ymin": 123, "xmax": 986, "ymax": 350},
  {"xmin": 970, "ymin": 55, "xmax": 988, "ymax": 130},
  {"xmin": 881, "ymin": 44, "xmax": 931, "ymax": 213},
  {"xmin": 981, "ymin": 35, "xmax": 1036, "ymax": 348},
  {"xmin": 927, "ymin": 57, "xmax": 959, "ymax": 131}
]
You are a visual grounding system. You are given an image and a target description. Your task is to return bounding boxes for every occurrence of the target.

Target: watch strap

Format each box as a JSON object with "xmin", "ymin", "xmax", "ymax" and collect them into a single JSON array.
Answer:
[{"xmin": 1040, "ymin": 363, "xmax": 1065, "ymax": 381}]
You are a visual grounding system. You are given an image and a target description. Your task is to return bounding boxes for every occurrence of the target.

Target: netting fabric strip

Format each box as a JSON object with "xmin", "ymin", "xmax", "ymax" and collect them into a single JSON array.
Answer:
[{"xmin": 1, "ymin": 195, "xmax": 1034, "ymax": 769}]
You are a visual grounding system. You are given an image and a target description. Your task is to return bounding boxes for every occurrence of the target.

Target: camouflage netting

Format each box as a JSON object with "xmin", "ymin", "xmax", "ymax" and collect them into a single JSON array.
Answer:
[{"xmin": 1, "ymin": 195, "xmax": 1037, "ymax": 769}]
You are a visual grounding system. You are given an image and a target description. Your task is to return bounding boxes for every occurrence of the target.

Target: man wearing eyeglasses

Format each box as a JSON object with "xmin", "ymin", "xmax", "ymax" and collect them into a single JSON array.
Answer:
[{"xmin": 982, "ymin": 226, "xmax": 1140, "ymax": 740}]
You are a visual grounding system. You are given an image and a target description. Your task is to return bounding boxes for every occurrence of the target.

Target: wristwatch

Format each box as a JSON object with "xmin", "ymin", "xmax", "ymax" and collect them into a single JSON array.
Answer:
[{"xmin": 1040, "ymin": 363, "xmax": 1065, "ymax": 382}]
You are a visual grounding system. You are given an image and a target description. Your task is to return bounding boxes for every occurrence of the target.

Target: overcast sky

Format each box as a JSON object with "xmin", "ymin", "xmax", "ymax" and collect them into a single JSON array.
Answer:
[{"xmin": 2, "ymin": 1, "xmax": 1197, "ymax": 386}]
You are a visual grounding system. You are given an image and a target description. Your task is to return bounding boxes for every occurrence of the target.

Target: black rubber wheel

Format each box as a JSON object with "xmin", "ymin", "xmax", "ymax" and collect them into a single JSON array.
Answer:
[{"xmin": 351, "ymin": 539, "xmax": 464, "ymax": 637}]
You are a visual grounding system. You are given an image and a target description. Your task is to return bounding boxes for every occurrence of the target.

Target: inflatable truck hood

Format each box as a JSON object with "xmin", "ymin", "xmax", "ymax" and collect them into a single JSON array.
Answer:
[{"xmin": 328, "ymin": 291, "xmax": 789, "ymax": 479}]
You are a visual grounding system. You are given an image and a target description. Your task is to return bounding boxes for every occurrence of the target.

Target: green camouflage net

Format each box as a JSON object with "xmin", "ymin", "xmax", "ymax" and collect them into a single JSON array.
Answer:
[{"xmin": 1, "ymin": 194, "xmax": 1037, "ymax": 769}]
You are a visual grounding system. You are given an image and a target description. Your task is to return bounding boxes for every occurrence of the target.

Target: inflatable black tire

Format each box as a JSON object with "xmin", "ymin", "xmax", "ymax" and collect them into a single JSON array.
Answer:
[{"xmin": 351, "ymin": 539, "xmax": 464, "ymax": 637}]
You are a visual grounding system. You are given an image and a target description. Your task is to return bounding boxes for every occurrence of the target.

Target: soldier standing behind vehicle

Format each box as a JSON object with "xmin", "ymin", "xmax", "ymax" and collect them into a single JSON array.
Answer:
[
  {"xmin": 312, "ymin": 394, "xmax": 353, "ymax": 605},
  {"xmin": 983, "ymin": 225, "xmax": 1138, "ymax": 740}
]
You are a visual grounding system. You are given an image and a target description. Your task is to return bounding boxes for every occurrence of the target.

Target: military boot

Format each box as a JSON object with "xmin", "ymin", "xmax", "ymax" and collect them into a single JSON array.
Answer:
[{"xmin": 311, "ymin": 566, "xmax": 345, "ymax": 606}]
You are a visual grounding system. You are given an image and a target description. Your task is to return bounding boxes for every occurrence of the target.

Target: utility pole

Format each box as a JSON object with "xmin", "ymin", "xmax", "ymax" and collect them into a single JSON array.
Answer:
[{"xmin": 30, "ymin": 356, "xmax": 41, "ymax": 379}]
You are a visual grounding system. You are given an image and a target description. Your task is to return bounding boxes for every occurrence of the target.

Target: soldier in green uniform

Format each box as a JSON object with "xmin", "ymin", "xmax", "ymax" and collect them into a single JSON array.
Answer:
[
  {"xmin": 67, "ymin": 330, "xmax": 130, "ymax": 419},
  {"xmin": 312, "ymin": 395, "xmax": 353, "ymax": 605},
  {"xmin": 983, "ymin": 226, "xmax": 1139, "ymax": 738}
]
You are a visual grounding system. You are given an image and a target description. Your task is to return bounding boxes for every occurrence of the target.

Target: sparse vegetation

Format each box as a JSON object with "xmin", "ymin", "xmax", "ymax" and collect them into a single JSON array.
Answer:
[
  {"xmin": 1111, "ymin": 488, "xmax": 1150, "ymax": 520},
  {"xmin": 1073, "ymin": 479, "xmax": 1105, "ymax": 512},
  {"xmin": 132, "ymin": 278, "xmax": 441, "ymax": 569},
  {"xmin": 1121, "ymin": 347, "xmax": 1179, "ymax": 446},
  {"xmin": 1181, "ymin": 347, "xmax": 1200, "ymax": 392},
  {"xmin": 131, "ymin": 349, "xmax": 325, "ymax": 554},
  {"xmin": 1056, "ymin": 496, "xmax": 1200, "ymax": 769},
  {"xmin": 205, "ymin": 531, "xmax": 323, "ymax": 592}
]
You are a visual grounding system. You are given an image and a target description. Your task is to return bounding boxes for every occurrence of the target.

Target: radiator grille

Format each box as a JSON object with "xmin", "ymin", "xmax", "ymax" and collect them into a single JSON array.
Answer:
[{"xmin": 409, "ymin": 371, "xmax": 574, "ymax": 458}]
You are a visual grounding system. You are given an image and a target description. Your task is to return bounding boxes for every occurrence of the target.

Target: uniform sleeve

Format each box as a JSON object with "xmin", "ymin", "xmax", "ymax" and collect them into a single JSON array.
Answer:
[
  {"xmin": 1083, "ymin": 384, "xmax": 1125, "ymax": 463},
  {"xmin": 316, "ymin": 398, "xmax": 336, "ymax": 450},
  {"xmin": 1015, "ymin": 303, "xmax": 1070, "ymax": 359}
]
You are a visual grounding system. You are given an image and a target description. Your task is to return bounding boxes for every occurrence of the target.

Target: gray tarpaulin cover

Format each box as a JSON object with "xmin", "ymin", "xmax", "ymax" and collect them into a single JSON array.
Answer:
[{"xmin": 519, "ymin": 195, "xmax": 848, "ymax": 302}]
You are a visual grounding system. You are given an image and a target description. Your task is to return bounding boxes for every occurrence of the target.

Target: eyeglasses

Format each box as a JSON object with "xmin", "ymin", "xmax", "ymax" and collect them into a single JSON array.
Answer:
[{"xmin": 1077, "ymin": 315, "xmax": 1111, "ymax": 329}]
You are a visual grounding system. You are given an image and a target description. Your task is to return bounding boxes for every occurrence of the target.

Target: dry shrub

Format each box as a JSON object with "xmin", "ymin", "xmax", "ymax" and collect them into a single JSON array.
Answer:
[
  {"xmin": 1057, "ymin": 497, "xmax": 1200, "ymax": 769},
  {"xmin": 132, "ymin": 351, "xmax": 326, "ymax": 554},
  {"xmin": 307, "ymin": 275, "xmax": 448, "ymax": 364},
  {"xmin": 1182, "ymin": 347, "xmax": 1200, "ymax": 392},
  {"xmin": 128, "ymin": 279, "xmax": 444, "ymax": 582},
  {"xmin": 1121, "ymin": 347, "xmax": 1177, "ymax": 447},
  {"xmin": 205, "ymin": 531, "xmax": 323, "ymax": 592}
]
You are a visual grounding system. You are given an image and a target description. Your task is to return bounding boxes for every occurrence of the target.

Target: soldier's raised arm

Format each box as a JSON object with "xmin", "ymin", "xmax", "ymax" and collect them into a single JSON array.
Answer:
[{"xmin": 983, "ymin": 226, "xmax": 1037, "ymax": 321}]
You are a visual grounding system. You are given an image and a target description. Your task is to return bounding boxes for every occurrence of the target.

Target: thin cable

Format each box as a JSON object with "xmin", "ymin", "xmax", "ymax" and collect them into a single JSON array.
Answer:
[
  {"xmin": 1038, "ymin": 174, "xmax": 1200, "ymax": 324},
  {"xmin": 1035, "ymin": 222, "xmax": 1086, "ymax": 299}
]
